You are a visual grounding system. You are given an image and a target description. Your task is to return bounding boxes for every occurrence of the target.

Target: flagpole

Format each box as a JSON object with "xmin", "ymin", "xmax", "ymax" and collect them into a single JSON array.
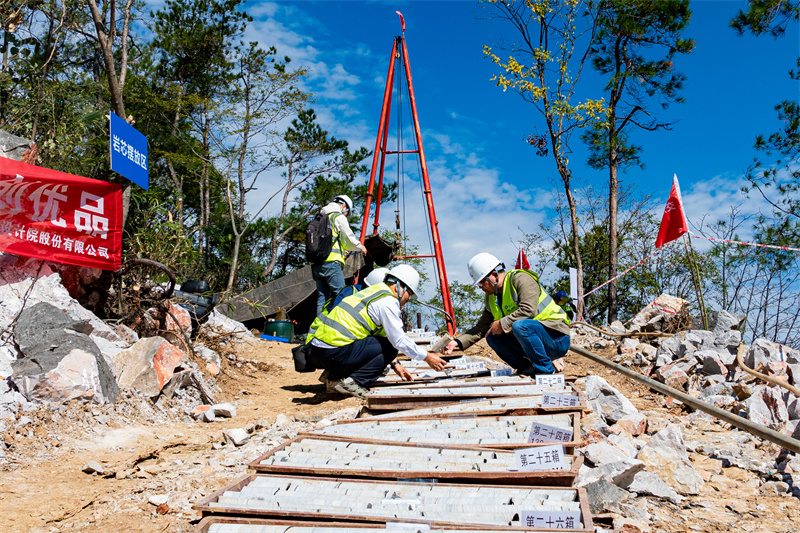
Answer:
[{"xmin": 683, "ymin": 233, "xmax": 708, "ymax": 330}]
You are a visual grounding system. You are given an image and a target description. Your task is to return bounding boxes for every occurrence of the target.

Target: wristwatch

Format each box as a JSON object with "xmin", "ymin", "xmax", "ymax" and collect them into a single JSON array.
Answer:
[{"xmin": 389, "ymin": 360, "xmax": 398, "ymax": 369}]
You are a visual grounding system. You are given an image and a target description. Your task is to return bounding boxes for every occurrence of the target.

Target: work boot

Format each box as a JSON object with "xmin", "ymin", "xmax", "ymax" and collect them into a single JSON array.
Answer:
[
  {"xmin": 331, "ymin": 377, "xmax": 369, "ymax": 399},
  {"xmin": 318, "ymin": 369, "xmax": 328, "ymax": 383},
  {"xmin": 517, "ymin": 365, "xmax": 537, "ymax": 377}
]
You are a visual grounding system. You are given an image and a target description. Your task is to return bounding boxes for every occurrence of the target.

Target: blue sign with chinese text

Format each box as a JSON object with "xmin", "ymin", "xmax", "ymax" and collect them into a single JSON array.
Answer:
[{"xmin": 109, "ymin": 111, "xmax": 148, "ymax": 190}]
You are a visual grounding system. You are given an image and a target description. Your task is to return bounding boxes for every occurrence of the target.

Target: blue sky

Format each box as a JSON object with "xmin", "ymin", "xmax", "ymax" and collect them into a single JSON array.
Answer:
[{"xmin": 238, "ymin": 0, "xmax": 799, "ymax": 298}]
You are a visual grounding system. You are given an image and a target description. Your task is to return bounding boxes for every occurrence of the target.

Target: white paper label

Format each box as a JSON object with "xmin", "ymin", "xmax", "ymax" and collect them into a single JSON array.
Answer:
[
  {"xmin": 542, "ymin": 392, "xmax": 580, "ymax": 408},
  {"xmin": 454, "ymin": 361, "xmax": 485, "ymax": 370},
  {"xmin": 527, "ymin": 422, "xmax": 574, "ymax": 443},
  {"xmin": 490, "ymin": 368, "xmax": 513, "ymax": 377},
  {"xmin": 514, "ymin": 444, "xmax": 567, "ymax": 471},
  {"xmin": 520, "ymin": 510, "xmax": 581, "ymax": 529},
  {"xmin": 536, "ymin": 374, "xmax": 565, "ymax": 387}
]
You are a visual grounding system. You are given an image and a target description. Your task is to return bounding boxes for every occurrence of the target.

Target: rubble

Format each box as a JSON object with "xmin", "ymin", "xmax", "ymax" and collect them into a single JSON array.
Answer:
[{"xmin": 2, "ymin": 261, "xmax": 800, "ymax": 533}]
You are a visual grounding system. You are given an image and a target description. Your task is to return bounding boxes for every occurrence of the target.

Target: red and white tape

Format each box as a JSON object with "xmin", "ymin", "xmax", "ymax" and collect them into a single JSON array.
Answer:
[{"xmin": 691, "ymin": 233, "xmax": 800, "ymax": 253}]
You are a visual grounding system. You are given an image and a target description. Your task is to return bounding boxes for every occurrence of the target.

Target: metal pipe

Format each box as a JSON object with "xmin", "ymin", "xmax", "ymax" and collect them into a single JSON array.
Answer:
[
  {"xmin": 415, "ymin": 300, "xmax": 456, "ymax": 331},
  {"xmin": 569, "ymin": 344, "xmax": 800, "ymax": 454},
  {"xmin": 360, "ymin": 37, "xmax": 398, "ymax": 241}
]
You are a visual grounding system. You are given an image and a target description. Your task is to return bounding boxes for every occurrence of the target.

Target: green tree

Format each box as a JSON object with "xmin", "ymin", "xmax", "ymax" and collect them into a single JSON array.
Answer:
[
  {"xmin": 258, "ymin": 109, "xmax": 370, "ymax": 279},
  {"xmin": 150, "ymin": 0, "xmax": 251, "ymax": 260},
  {"xmin": 216, "ymin": 43, "xmax": 309, "ymax": 291},
  {"xmin": 483, "ymin": 0, "xmax": 606, "ymax": 318},
  {"xmin": 733, "ymin": 1, "xmax": 800, "ymax": 245},
  {"xmin": 582, "ymin": 0, "xmax": 694, "ymax": 322}
]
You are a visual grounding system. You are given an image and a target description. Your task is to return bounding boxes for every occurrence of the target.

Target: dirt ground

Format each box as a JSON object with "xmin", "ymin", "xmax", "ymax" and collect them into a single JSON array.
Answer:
[{"xmin": 1, "ymin": 336, "xmax": 799, "ymax": 532}]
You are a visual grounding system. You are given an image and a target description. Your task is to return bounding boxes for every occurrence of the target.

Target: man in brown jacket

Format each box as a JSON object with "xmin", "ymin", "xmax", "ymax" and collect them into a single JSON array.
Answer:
[{"xmin": 443, "ymin": 252, "xmax": 571, "ymax": 375}]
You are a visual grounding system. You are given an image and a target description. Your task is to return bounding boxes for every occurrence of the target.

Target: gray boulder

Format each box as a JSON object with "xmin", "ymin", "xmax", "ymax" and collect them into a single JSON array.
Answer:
[
  {"xmin": 0, "ymin": 130, "xmax": 33, "ymax": 161},
  {"xmin": 707, "ymin": 310, "xmax": 745, "ymax": 335},
  {"xmin": 585, "ymin": 375, "xmax": 638, "ymax": 423},
  {"xmin": 585, "ymin": 479, "xmax": 630, "ymax": 514},
  {"xmin": 745, "ymin": 338, "xmax": 786, "ymax": 368},
  {"xmin": 713, "ymin": 330, "xmax": 742, "ymax": 355},
  {"xmin": 621, "ymin": 470, "xmax": 682, "ymax": 504},
  {"xmin": 10, "ymin": 303, "xmax": 118, "ymax": 404}
]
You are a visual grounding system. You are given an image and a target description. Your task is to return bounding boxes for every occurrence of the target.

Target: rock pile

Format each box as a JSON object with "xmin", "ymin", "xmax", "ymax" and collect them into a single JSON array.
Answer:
[
  {"xmin": 0, "ymin": 252, "xmax": 253, "ymax": 437},
  {"xmin": 573, "ymin": 297, "xmax": 800, "ymax": 532}
]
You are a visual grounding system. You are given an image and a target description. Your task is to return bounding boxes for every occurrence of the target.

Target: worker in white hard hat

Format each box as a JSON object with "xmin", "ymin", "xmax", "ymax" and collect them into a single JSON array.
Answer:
[
  {"xmin": 307, "ymin": 264, "xmax": 448, "ymax": 399},
  {"xmin": 443, "ymin": 252, "xmax": 571, "ymax": 375},
  {"xmin": 363, "ymin": 267, "xmax": 390, "ymax": 287},
  {"xmin": 319, "ymin": 266, "xmax": 390, "ymax": 318},
  {"xmin": 312, "ymin": 194, "xmax": 367, "ymax": 316}
]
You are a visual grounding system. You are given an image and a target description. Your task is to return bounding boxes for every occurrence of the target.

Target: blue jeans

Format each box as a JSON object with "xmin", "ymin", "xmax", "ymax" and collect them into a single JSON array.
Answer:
[
  {"xmin": 485, "ymin": 319, "xmax": 571, "ymax": 374},
  {"xmin": 310, "ymin": 336, "xmax": 398, "ymax": 386},
  {"xmin": 312, "ymin": 261, "xmax": 345, "ymax": 316}
]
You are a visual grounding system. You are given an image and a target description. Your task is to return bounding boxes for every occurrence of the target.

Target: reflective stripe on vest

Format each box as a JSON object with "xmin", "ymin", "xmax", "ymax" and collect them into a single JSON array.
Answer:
[
  {"xmin": 324, "ymin": 212, "xmax": 346, "ymax": 265},
  {"xmin": 307, "ymin": 284, "xmax": 395, "ymax": 346},
  {"xmin": 487, "ymin": 269, "xmax": 570, "ymax": 325}
]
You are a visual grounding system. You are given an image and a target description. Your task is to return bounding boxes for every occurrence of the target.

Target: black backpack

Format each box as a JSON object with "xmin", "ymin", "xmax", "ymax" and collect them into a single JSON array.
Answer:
[{"xmin": 306, "ymin": 211, "xmax": 335, "ymax": 264}]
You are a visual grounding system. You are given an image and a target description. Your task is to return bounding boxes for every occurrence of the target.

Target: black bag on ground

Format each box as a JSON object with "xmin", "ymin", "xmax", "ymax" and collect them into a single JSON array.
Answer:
[
  {"xmin": 305, "ymin": 212, "xmax": 334, "ymax": 264},
  {"xmin": 292, "ymin": 343, "xmax": 317, "ymax": 373}
]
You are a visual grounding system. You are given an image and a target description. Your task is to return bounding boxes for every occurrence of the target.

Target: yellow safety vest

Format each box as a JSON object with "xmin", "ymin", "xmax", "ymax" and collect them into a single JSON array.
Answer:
[
  {"xmin": 324, "ymin": 212, "xmax": 346, "ymax": 265},
  {"xmin": 487, "ymin": 269, "xmax": 570, "ymax": 325},
  {"xmin": 307, "ymin": 283, "xmax": 394, "ymax": 346}
]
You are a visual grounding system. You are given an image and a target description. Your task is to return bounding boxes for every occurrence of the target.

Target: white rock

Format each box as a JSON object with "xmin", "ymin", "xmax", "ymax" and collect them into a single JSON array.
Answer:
[
  {"xmin": 211, "ymin": 403, "xmax": 237, "ymax": 418},
  {"xmin": 585, "ymin": 375, "xmax": 638, "ymax": 423},
  {"xmin": 622, "ymin": 470, "xmax": 682, "ymax": 503},
  {"xmin": 579, "ymin": 442, "xmax": 632, "ymax": 465},
  {"xmin": 201, "ymin": 310, "xmax": 253, "ymax": 339},
  {"xmin": 576, "ymin": 459, "xmax": 645, "ymax": 488},
  {"xmin": 636, "ymin": 424, "xmax": 704, "ymax": 495},
  {"xmin": 315, "ymin": 419, "xmax": 334, "ymax": 429},
  {"xmin": 223, "ymin": 428, "xmax": 251, "ymax": 447},
  {"xmin": 148, "ymin": 494, "xmax": 169, "ymax": 506},
  {"xmin": 0, "ymin": 345, "xmax": 16, "ymax": 379}
]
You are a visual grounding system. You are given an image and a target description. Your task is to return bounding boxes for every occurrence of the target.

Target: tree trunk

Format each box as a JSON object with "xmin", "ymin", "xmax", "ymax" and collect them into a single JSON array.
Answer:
[
  {"xmin": 86, "ymin": 0, "xmax": 132, "ymax": 229},
  {"xmin": 608, "ymin": 145, "xmax": 619, "ymax": 323},
  {"xmin": 198, "ymin": 106, "xmax": 211, "ymax": 258},
  {"xmin": 225, "ymin": 233, "xmax": 241, "ymax": 291}
]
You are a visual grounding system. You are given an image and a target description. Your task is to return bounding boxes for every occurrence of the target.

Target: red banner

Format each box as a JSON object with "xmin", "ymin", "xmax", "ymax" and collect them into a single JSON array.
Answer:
[{"xmin": 0, "ymin": 157, "xmax": 123, "ymax": 270}]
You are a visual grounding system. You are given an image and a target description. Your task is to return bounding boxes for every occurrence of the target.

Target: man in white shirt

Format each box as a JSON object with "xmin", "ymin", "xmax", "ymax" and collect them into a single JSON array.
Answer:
[
  {"xmin": 312, "ymin": 195, "xmax": 367, "ymax": 315},
  {"xmin": 307, "ymin": 264, "xmax": 447, "ymax": 399}
]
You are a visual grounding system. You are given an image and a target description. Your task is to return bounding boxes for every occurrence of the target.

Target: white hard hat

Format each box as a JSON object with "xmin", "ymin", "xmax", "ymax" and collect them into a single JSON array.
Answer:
[
  {"xmin": 387, "ymin": 264, "xmax": 420, "ymax": 299},
  {"xmin": 333, "ymin": 194, "xmax": 354, "ymax": 214},
  {"xmin": 467, "ymin": 252, "xmax": 503, "ymax": 285},
  {"xmin": 363, "ymin": 267, "xmax": 390, "ymax": 287}
]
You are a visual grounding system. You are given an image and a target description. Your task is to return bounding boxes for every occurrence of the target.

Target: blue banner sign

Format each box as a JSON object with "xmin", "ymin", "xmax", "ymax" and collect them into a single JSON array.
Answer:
[{"xmin": 109, "ymin": 111, "xmax": 148, "ymax": 190}]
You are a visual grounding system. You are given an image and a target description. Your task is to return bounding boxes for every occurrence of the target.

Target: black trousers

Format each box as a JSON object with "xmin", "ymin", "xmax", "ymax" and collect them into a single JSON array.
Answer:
[{"xmin": 311, "ymin": 336, "xmax": 398, "ymax": 386}]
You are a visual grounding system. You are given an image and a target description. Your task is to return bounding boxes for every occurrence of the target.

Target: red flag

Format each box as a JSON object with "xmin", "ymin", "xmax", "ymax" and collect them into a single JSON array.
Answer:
[
  {"xmin": 515, "ymin": 248, "xmax": 530, "ymax": 270},
  {"xmin": 655, "ymin": 174, "xmax": 689, "ymax": 248},
  {"xmin": 0, "ymin": 157, "xmax": 123, "ymax": 270},
  {"xmin": 396, "ymin": 11, "xmax": 405, "ymax": 33}
]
